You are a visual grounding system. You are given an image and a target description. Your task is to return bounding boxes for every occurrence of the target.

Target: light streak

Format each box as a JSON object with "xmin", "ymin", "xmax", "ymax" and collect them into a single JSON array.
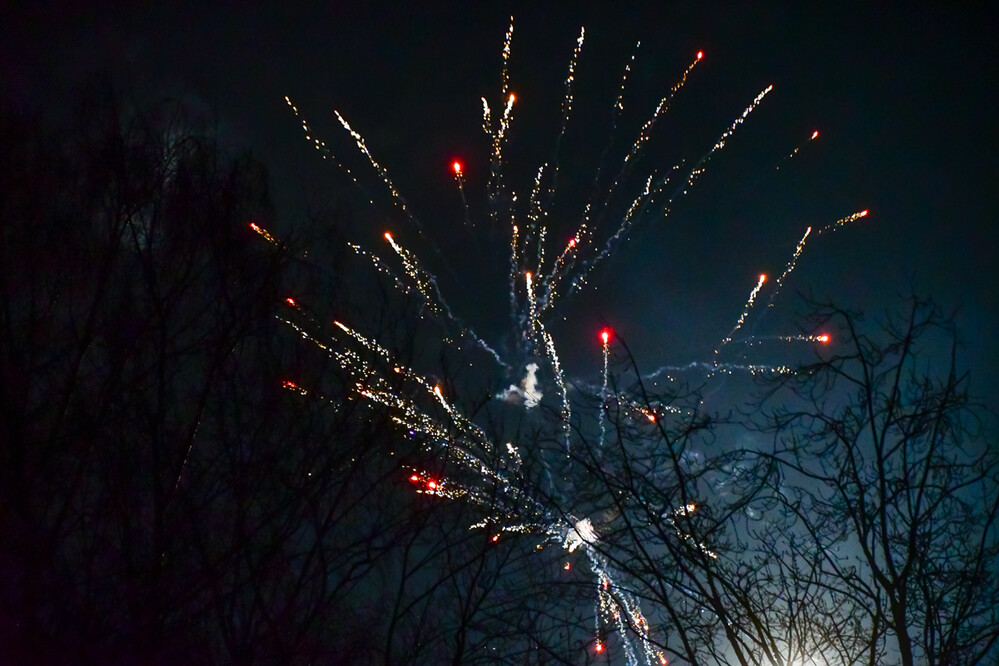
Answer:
[
  {"xmin": 721, "ymin": 273, "xmax": 768, "ymax": 347},
  {"xmin": 248, "ymin": 221, "xmax": 279, "ymax": 246},
  {"xmin": 599, "ymin": 328, "xmax": 611, "ymax": 447},
  {"xmin": 768, "ymin": 226, "xmax": 812, "ymax": 306},
  {"xmin": 817, "ymin": 208, "xmax": 869, "ymax": 235},
  {"xmin": 335, "ymin": 111, "xmax": 420, "ymax": 231},
  {"xmin": 778, "ymin": 128, "xmax": 821, "ymax": 168}
]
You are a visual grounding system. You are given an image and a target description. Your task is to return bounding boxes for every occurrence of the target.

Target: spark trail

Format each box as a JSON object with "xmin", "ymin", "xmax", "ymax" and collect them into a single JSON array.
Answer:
[{"xmin": 272, "ymin": 17, "xmax": 866, "ymax": 665}]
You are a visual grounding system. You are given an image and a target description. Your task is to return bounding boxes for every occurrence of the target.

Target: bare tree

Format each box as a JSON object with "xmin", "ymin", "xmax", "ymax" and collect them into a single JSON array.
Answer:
[
  {"xmin": 531, "ymin": 298, "xmax": 998, "ymax": 666},
  {"xmin": 557, "ymin": 350, "xmax": 840, "ymax": 666},
  {"xmin": 0, "ymin": 89, "xmax": 426, "ymax": 663},
  {"xmin": 759, "ymin": 297, "xmax": 999, "ymax": 665}
]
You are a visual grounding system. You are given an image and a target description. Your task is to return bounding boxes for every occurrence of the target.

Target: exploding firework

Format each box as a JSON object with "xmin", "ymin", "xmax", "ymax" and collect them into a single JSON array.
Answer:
[{"xmin": 261, "ymin": 17, "xmax": 867, "ymax": 665}]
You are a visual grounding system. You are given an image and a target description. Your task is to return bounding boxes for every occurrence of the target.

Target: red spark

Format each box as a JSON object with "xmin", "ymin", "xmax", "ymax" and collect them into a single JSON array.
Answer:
[
  {"xmin": 285, "ymin": 297, "xmax": 296, "ymax": 307},
  {"xmin": 759, "ymin": 274, "xmax": 767, "ymax": 283},
  {"xmin": 860, "ymin": 209, "xmax": 869, "ymax": 216},
  {"xmin": 811, "ymin": 130, "xmax": 820, "ymax": 139},
  {"xmin": 491, "ymin": 534, "xmax": 499, "ymax": 542},
  {"xmin": 426, "ymin": 480, "xmax": 438, "ymax": 491},
  {"xmin": 696, "ymin": 50, "xmax": 704, "ymax": 60},
  {"xmin": 817, "ymin": 334, "xmax": 831, "ymax": 343},
  {"xmin": 452, "ymin": 160, "xmax": 463, "ymax": 175},
  {"xmin": 409, "ymin": 474, "xmax": 420, "ymax": 483},
  {"xmin": 383, "ymin": 231, "xmax": 393, "ymax": 241},
  {"xmin": 564, "ymin": 562, "xmax": 571, "ymax": 571},
  {"xmin": 600, "ymin": 328, "xmax": 612, "ymax": 345},
  {"xmin": 249, "ymin": 222, "xmax": 260, "ymax": 231},
  {"xmin": 595, "ymin": 641, "xmax": 605, "ymax": 653}
]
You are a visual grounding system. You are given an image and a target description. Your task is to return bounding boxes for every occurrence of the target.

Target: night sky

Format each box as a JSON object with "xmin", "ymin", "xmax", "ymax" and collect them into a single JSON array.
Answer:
[{"xmin": 4, "ymin": 2, "xmax": 996, "ymax": 399}]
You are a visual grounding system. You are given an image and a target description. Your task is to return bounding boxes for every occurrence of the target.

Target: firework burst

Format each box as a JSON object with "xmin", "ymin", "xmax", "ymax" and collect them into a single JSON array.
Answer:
[{"xmin": 260, "ymin": 17, "xmax": 867, "ymax": 664}]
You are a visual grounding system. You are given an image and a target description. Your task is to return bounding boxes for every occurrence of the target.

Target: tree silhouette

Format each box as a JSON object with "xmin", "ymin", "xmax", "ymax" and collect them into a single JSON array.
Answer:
[
  {"xmin": 532, "ymin": 297, "xmax": 999, "ymax": 665},
  {"xmin": 0, "ymin": 89, "xmax": 569, "ymax": 664},
  {"xmin": 758, "ymin": 298, "xmax": 999, "ymax": 665}
]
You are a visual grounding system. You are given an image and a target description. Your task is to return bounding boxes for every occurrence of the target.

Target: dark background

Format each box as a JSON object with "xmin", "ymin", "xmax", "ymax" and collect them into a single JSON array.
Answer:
[{"xmin": 4, "ymin": 1, "xmax": 995, "ymax": 399}]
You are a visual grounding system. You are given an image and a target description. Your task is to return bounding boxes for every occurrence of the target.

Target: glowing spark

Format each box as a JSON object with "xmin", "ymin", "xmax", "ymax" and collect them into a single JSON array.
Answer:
[
  {"xmin": 598, "ymin": 329, "xmax": 612, "ymax": 446},
  {"xmin": 281, "ymin": 380, "xmax": 308, "ymax": 396},
  {"xmin": 779, "ymin": 128, "xmax": 821, "ymax": 168},
  {"xmin": 817, "ymin": 208, "xmax": 869, "ymax": 235},
  {"xmin": 248, "ymin": 221, "xmax": 279, "ymax": 245},
  {"xmin": 768, "ymin": 226, "xmax": 812, "ymax": 306},
  {"xmin": 335, "ymin": 110, "xmax": 420, "ymax": 231},
  {"xmin": 714, "ymin": 273, "xmax": 768, "ymax": 369}
]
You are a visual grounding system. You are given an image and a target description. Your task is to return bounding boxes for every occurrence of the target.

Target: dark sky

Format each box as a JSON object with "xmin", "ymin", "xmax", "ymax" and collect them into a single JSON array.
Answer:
[{"xmin": 4, "ymin": 2, "xmax": 996, "ymax": 400}]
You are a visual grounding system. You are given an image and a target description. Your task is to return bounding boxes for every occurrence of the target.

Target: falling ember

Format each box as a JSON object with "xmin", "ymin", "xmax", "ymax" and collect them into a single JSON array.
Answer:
[
  {"xmin": 598, "ymin": 328, "xmax": 612, "ymax": 446},
  {"xmin": 817, "ymin": 208, "xmax": 870, "ymax": 235},
  {"xmin": 768, "ymin": 227, "xmax": 811, "ymax": 307},
  {"xmin": 281, "ymin": 380, "xmax": 308, "ymax": 396},
  {"xmin": 248, "ymin": 221, "xmax": 279, "ymax": 245}
]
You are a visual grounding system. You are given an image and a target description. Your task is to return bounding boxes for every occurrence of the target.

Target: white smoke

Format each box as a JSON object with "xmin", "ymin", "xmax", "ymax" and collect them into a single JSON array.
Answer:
[
  {"xmin": 563, "ymin": 518, "xmax": 598, "ymax": 553},
  {"xmin": 497, "ymin": 362, "xmax": 543, "ymax": 409}
]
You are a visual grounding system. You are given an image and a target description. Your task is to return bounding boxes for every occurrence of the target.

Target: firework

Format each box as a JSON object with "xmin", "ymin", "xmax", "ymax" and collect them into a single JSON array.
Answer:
[{"xmin": 270, "ymin": 17, "xmax": 865, "ymax": 664}]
